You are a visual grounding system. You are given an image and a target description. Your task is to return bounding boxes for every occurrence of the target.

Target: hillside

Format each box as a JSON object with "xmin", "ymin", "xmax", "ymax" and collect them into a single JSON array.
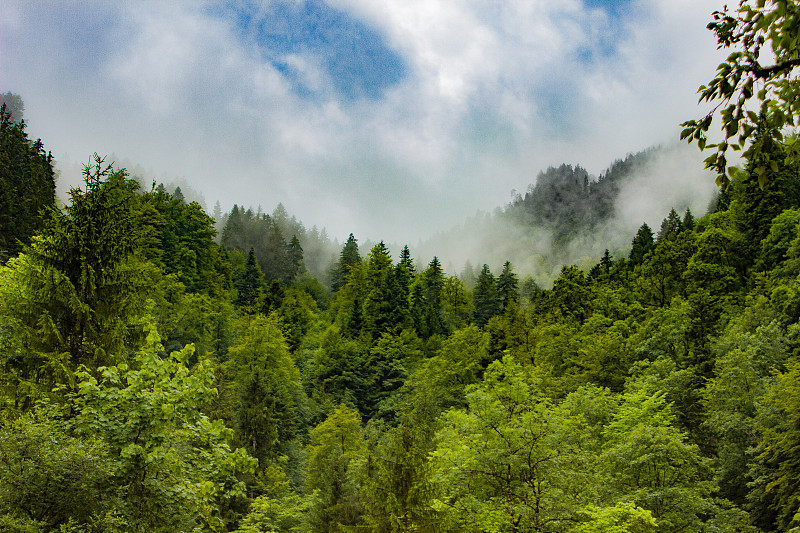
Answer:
[{"xmin": 2, "ymin": 103, "xmax": 800, "ymax": 533}]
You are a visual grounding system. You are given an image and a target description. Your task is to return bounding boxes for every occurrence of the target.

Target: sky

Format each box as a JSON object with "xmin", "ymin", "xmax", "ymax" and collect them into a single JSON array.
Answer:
[{"xmin": 1, "ymin": 0, "xmax": 727, "ymax": 244}]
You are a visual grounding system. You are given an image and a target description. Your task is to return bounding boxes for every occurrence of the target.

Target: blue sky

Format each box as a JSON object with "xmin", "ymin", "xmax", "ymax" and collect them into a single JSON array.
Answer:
[
  {"xmin": 1, "ymin": 0, "xmax": 725, "ymax": 244},
  {"xmin": 221, "ymin": 0, "xmax": 407, "ymax": 100}
]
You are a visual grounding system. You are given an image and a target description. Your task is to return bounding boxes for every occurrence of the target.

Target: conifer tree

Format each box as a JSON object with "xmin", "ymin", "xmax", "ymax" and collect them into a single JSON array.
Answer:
[
  {"xmin": 0, "ymin": 155, "xmax": 152, "ymax": 410},
  {"xmin": 497, "ymin": 260, "xmax": 519, "ymax": 311},
  {"xmin": 331, "ymin": 233, "xmax": 361, "ymax": 292},
  {"xmin": 629, "ymin": 223, "xmax": 654, "ymax": 266},
  {"xmin": 473, "ymin": 264, "xmax": 501, "ymax": 327},
  {"xmin": 0, "ymin": 103, "xmax": 56, "ymax": 259},
  {"xmin": 234, "ymin": 247, "xmax": 264, "ymax": 309},
  {"xmin": 657, "ymin": 208, "xmax": 684, "ymax": 242}
]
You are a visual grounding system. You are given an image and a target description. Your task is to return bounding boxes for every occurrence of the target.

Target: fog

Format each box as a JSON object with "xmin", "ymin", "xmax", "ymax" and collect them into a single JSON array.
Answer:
[
  {"xmin": 3, "ymin": 0, "xmax": 727, "ymax": 252},
  {"xmin": 411, "ymin": 142, "xmax": 718, "ymax": 285}
]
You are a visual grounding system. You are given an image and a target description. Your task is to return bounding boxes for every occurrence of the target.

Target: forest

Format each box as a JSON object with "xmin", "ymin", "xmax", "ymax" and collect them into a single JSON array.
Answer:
[{"xmin": 2, "ymin": 2, "xmax": 800, "ymax": 532}]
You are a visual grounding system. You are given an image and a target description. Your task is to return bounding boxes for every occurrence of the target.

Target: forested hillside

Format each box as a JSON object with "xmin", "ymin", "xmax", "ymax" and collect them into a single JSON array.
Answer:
[
  {"xmin": 417, "ymin": 144, "xmax": 717, "ymax": 285},
  {"xmin": 3, "ymin": 2, "xmax": 800, "ymax": 530},
  {"xmin": 2, "ymin": 96, "xmax": 800, "ymax": 533}
]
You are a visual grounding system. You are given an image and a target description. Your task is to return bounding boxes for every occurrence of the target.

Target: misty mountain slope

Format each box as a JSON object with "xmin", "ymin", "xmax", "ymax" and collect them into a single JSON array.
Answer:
[
  {"xmin": 506, "ymin": 148, "xmax": 655, "ymax": 243},
  {"xmin": 418, "ymin": 143, "xmax": 718, "ymax": 285}
]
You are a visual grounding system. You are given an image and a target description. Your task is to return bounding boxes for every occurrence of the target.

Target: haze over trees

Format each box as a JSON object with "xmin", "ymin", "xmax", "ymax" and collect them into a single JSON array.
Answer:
[{"xmin": 3, "ymin": 4, "xmax": 800, "ymax": 532}]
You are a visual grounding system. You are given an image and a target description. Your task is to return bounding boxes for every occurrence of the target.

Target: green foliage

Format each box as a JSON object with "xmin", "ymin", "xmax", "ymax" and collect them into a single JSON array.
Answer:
[
  {"xmin": 0, "ymin": 102, "xmax": 55, "ymax": 260},
  {"xmin": 234, "ymin": 248, "xmax": 264, "ymax": 309},
  {"xmin": 69, "ymin": 337, "xmax": 256, "ymax": 532},
  {"xmin": 571, "ymin": 502, "xmax": 656, "ymax": 533},
  {"xmin": 430, "ymin": 356, "xmax": 590, "ymax": 532},
  {"xmin": 0, "ymin": 415, "xmax": 114, "ymax": 531},
  {"xmin": 0, "ymin": 158, "xmax": 156, "ymax": 414},
  {"xmin": 472, "ymin": 264, "xmax": 501, "ymax": 326},
  {"xmin": 140, "ymin": 184, "xmax": 231, "ymax": 297},
  {"xmin": 601, "ymin": 389, "xmax": 714, "ymax": 533},
  {"xmin": 748, "ymin": 356, "xmax": 800, "ymax": 531},
  {"xmin": 704, "ymin": 302, "xmax": 788, "ymax": 506},
  {"xmin": 549, "ymin": 265, "xmax": 593, "ymax": 323},
  {"xmin": 228, "ymin": 314, "xmax": 304, "ymax": 467},
  {"xmin": 681, "ymin": 0, "xmax": 800, "ymax": 187},
  {"xmin": 306, "ymin": 404, "xmax": 365, "ymax": 532},
  {"xmin": 330, "ymin": 233, "xmax": 361, "ymax": 293}
]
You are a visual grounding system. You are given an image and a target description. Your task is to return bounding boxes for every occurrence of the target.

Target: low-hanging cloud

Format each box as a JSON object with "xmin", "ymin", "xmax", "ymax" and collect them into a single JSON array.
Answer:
[{"xmin": 1, "ymin": 0, "xmax": 727, "ymax": 245}]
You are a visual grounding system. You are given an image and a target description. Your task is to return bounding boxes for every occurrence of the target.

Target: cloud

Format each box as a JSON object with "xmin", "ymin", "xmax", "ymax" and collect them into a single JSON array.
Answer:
[{"xmin": 1, "ymin": 0, "xmax": 727, "ymax": 245}]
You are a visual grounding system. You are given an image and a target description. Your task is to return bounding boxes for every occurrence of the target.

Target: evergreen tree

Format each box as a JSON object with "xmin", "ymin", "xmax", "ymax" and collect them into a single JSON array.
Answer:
[
  {"xmin": 287, "ymin": 234, "xmax": 304, "ymax": 282},
  {"xmin": 331, "ymin": 233, "xmax": 361, "ymax": 292},
  {"xmin": 496, "ymin": 261, "xmax": 519, "ymax": 311},
  {"xmin": 473, "ymin": 264, "xmax": 501, "ymax": 327},
  {"xmin": 0, "ymin": 92, "xmax": 24, "ymax": 122},
  {"xmin": 0, "ymin": 155, "xmax": 152, "ymax": 403},
  {"xmin": 363, "ymin": 242, "xmax": 397, "ymax": 338},
  {"xmin": 234, "ymin": 248, "xmax": 264, "ymax": 309},
  {"xmin": 0, "ymin": 103, "xmax": 56, "ymax": 259},
  {"xmin": 682, "ymin": 208, "xmax": 696, "ymax": 231},
  {"xmin": 657, "ymin": 208, "xmax": 684, "ymax": 242},
  {"xmin": 628, "ymin": 223, "xmax": 655, "ymax": 266}
]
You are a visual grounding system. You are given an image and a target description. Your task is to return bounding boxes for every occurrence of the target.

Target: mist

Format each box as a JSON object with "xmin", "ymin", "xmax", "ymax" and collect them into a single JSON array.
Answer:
[
  {"xmin": 415, "ymin": 142, "xmax": 719, "ymax": 285},
  {"xmin": 3, "ymin": 0, "xmax": 727, "ymax": 249}
]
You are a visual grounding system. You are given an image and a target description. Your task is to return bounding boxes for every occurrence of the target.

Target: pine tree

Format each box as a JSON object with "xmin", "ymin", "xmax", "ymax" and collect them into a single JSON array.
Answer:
[
  {"xmin": 0, "ymin": 156, "xmax": 153, "ymax": 409},
  {"xmin": 0, "ymin": 103, "xmax": 56, "ymax": 259},
  {"xmin": 497, "ymin": 261, "xmax": 519, "ymax": 311},
  {"xmin": 628, "ymin": 223, "xmax": 654, "ymax": 266},
  {"xmin": 234, "ymin": 247, "xmax": 264, "ymax": 309},
  {"xmin": 287, "ymin": 234, "xmax": 304, "ymax": 282},
  {"xmin": 473, "ymin": 264, "xmax": 501, "ymax": 327},
  {"xmin": 331, "ymin": 233, "xmax": 361, "ymax": 292},
  {"xmin": 657, "ymin": 208, "xmax": 684, "ymax": 242}
]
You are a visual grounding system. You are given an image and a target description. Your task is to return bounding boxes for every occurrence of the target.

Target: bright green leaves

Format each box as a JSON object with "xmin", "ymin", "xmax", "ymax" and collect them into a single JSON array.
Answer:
[
  {"xmin": 602, "ymin": 389, "xmax": 713, "ymax": 532},
  {"xmin": 0, "ymin": 338, "xmax": 255, "ymax": 532},
  {"xmin": 0, "ymin": 415, "xmax": 114, "ymax": 531},
  {"xmin": 748, "ymin": 356, "xmax": 800, "ymax": 531},
  {"xmin": 430, "ymin": 357, "xmax": 588, "ymax": 532},
  {"xmin": 305, "ymin": 404, "xmax": 366, "ymax": 532},
  {"xmin": 428, "ymin": 356, "xmax": 741, "ymax": 533},
  {"xmin": 682, "ymin": 0, "xmax": 800, "ymax": 187},
  {"xmin": 69, "ymin": 342, "xmax": 255, "ymax": 532}
]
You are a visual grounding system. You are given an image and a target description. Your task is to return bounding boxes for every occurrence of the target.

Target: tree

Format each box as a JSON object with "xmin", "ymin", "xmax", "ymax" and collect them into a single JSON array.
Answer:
[
  {"xmin": 141, "ymin": 185, "xmax": 229, "ymax": 296},
  {"xmin": 415, "ymin": 257, "xmax": 447, "ymax": 337},
  {"xmin": 363, "ymin": 242, "xmax": 399, "ymax": 338},
  {"xmin": 628, "ymin": 224, "xmax": 654, "ymax": 267},
  {"xmin": 331, "ymin": 234, "xmax": 361, "ymax": 292},
  {"xmin": 497, "ymin": 261, "xmax": 520, "ymax": 311},
  {"xmin": 361, "ymin": 412, "xmax": 437, "ymax": 533},
  {"xmin": 234, "ymin": 248, "xmax": 264, "ymax": 309},
  {"xmin": 0, "ymin": 414, "xmax": 115, "ymax": 531},
  {"xmin": 0, "ymin": 156, "xmax": 154, "ymax": 413},
  {"xmin": 228, "ymin": 314, "xmax": 303, "ymax": 468},
  {"xmin": 657, "ymin": 209, "xmax": 684, "ymax": 242},
  {"xmin": 287, "ymin": 234, "xmax": 305, "ymax": 282},
  {"xmin": 681, "ymin": 0, "xmax": 800, "ymax": 187},
  {"xmin": 747, "ymin": 356, "xmax": 800, "ymax": 531},
  {"xmin": 473, "ymin": 264, "xmax": 501, "ymax": 326},
  {"xmin": 549, "ymin": 265, "xmax": 592, "ymax": 324},
  {"xmin": 0, "ymin": 102, "xmax": 56, "ymax": 259},
  {"xmin": 306, "ymin": 404, "xmax": 366, "ymax": 533},
  {"xmin": 68, "ymin": 337, "xmax": 256, "ymax": 532},
  {"xmin": 0, "ymin": 93, "xmax": 24, "ymax": 122},
  {"xmin": 430, "ymin": 356, "xmax": 590, "ymax": 532},
  {"xmin": 601, "ymin": 389, "xmax": 715, "ymax": 533}
]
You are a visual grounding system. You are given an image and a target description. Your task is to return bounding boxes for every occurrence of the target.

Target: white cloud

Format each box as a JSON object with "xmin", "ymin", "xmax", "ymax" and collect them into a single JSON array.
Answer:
[{"xmin": 2, "ymin": 0, "xmax": 728, "ymax": 245}]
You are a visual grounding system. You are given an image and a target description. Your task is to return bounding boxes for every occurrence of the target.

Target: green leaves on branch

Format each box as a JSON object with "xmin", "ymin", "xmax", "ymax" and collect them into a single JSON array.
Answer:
[{"xmin": 681, "ymin": 0, "xmax": 800, "ymax": 187}]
